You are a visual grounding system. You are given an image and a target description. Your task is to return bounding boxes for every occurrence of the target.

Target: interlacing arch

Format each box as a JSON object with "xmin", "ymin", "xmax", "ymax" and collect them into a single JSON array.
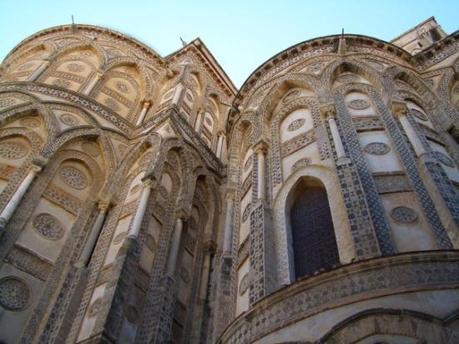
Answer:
[{"xmin": 47, "ymin": 41, "xmax": 106, "ymax": 69}]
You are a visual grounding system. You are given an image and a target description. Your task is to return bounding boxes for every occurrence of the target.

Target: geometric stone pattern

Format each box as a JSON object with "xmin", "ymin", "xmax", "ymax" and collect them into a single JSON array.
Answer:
[{"xmin": 0, "ymin": 19, "xmax": 458, "ymax": 344}]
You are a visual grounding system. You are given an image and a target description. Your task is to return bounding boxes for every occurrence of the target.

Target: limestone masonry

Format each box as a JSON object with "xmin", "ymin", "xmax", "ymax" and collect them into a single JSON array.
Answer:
[{"xmin": 0, "ymin": 16, "xmax": 458, "ymax": 343}]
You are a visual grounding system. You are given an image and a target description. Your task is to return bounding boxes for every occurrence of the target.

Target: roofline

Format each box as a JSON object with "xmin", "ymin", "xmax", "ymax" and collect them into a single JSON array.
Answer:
[
  {"xmin": 390, "ymin": 16, "xmax": 437, "ymax": 43},
  {"xmin": 234, "ymin": 33, "xmax": 412, "ymax": 104},
  {"xmin": 166, "ymin": 38, "xmax": 237, "ymax": 96},
  {"xmin": 3, "ymin": 23, "xmax": 164, "ymax": 65}
]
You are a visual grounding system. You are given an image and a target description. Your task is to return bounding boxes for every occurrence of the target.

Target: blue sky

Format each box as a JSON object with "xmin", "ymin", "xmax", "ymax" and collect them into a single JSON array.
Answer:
[{"xmin": 1, "ymin": 1, "xmax": 458, "ymax": 87}]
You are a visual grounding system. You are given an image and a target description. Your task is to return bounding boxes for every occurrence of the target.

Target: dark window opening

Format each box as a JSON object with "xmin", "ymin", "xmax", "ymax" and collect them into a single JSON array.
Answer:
[{"xmin": 288, "ymin": 178, "xmax": 339, "ymax": 280}]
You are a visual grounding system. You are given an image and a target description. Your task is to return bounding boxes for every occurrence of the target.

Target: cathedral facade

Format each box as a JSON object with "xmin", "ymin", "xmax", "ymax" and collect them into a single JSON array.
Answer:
[{"xmin": 0, "ymin": 17, "xmax": 458, "ymax": 343}]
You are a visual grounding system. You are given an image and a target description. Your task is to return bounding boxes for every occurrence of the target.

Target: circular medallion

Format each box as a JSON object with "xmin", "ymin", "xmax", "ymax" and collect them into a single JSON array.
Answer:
[
  {"xmin": 81, "ymin": 142, "xmax": 100, "ymax": 157},
  {"xmin": 287, "ymin": 118, "xmax": 305, "ymax": 132},
  {"xmin": 114, "ymin": 232, "xmax": 127, "ymax": 245},
  {"xmin": 59, "ymin": 166, "xmax": 89, "ymax": 190},
  {"xmin": 0, "ymin": 141, "xmax": 28, "ymax": 160},
  {"xmin": 364, "ymin": 142, "xmax": 391, "ymax": 155},
  {"xmin": 145, "ymin": 233, "xmax": 156, "ymax": 251},
  {"xmin": 104, "ymin": 98, "xmax": 120, "ymax": 111},
  {"xmin": 390, "ymin": 206, "xmax": 418, "ymax": 224},
  {"xmin": 20, "ymin": 117, "xmax": 41, "ymax": 128},
  {"xmin": 0, "ymin": 277, "xmax": 30, "ymax": 311},
  {"xmin": 282, "ymin": 89, "xmax": 300, "ymax": 103},
  {"xmin": 348, "ymin": 99, "xmax": 370, "ymax": 110},
  {"xmin": 33, "ymin": 213, "xmax": 65, "ymax": 240},
  {"xmin": 88, "ymin": 298, "xmax": 102, "ymax": 317},
  {"xmin": 66, "ymin": 63, "xmax": 84, "ymax": 73},
  {"xmin": 239, "ymin": 273, "xmax": 249, "ymax": 295},
  {"xmin": 115, "ymin": 81, "xmax": 129, "ymax": 93},
  {"xmin": 59, "ymin": 113, "xmax": 79, "ymax": 126},
  {"xmin": 432, "ymin": 151, "xmax": 454, "ymax": 168},
  {"xmin": 125, "ymin": 305, "xmax": 139, "ymax": 323},
  {"xmin": 53, "ymin": 79, "xmax": 71, "ymax": 88},
  {"xmin": 411, "ymin": 109, "xmax": 428, "ymax": 121},
  {"xmin": 292, "ymin": 158, "xmax": 311, "ymax": 171},
  {"xmin": 242, "ymin": 203, "xmax": 252, "ymax": 223},
  {"xmin": 180, "ymin": 267, "xmax": 190, "ymax": 283},
  {"xmin": 0, "ymin": 97, "xmax": 15, "ymax": 107},
  {"xmin": 18, "ymin": 62, "xmax": 34, "ymax": 71}
]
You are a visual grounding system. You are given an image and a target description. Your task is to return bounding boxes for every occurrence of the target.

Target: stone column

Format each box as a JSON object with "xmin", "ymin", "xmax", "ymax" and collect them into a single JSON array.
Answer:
[
  {"xmin": 128, "ymin": 178, "xmax": 153, "ymax": 239},
  {"xmin": 195, "ymin": 111, "xmax": 203, "ymax": 133},
  {"xmin": 0, "ymin": 160, "xmax": 43, "ymax": 233},
  {"xmin": 166, "ymin": 218, "xmax": 184, "ymax": 275},
  {"xmin": 76, "ymin": 200, "xmax": 110, "ymax": 267},
  {"xmin": 82, "ymin": 71, "xmax": 103, "ymax": 96},
  {"xmin": 216, "ymin": 135, "xmax": 223, "ymax": 158},
  {"xmin": 135, "ymin": 101, "xmax": 151, "ymax": 126},
  {"xmin": 222, "ymin": 192, "xmax": 235, "ymax": 255},
  {"xmin": 393, "ymin": 102, "xmax": 427, "ymax": 157},
  {"xmin": 254, "ymin": 142, "xmax": 267, "ymax": 200},
  {"xmin": 28, "ymin": 60, "xmax": 50, "ymax": 81}
]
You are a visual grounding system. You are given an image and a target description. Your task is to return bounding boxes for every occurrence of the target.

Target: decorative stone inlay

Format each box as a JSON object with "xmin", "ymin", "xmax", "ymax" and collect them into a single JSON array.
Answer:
[
  {"xmin": 411, "ymin": 109, "xmax": 428, "ymax": 121},
  {"xmin": 239, "ymin": 273, "xmax": 249, "ymax": 295},
  {"xmin": 363, "ymin": 142, "xmax": 391, "ymax": 155},
  {"xmin": 20, "ymin": 117, "xmax": 41, "ymax": 128},
  {"xmin": 66, "ymin": 63, "xmax": 84, "ymax": 73},
  {"xmin": 0, "ymin": 277, "xmax": 30, "ymax": 311},
  {"xmin": 88, "ymin": 298, "xmax": 102, "ymax": 317},
  {"xmin": 59, "ymin": 113, "xmax": 79, "ymax": 126},
  {"xmin": 0, "ymin": 141, "xmax": 28, "ymax": 160},
  {"xmin": 242, "ymin": 203, "xmax": 252, "ymax": 223},
  {"xmin": 348, "ymin": 99, "xmax": 370, "ymax": 110},
  {"xmin": 292, "ymin": 158, "xmax": 312, "ymax": 171},
  {"xmin": 282, "ymin": 89, "xmax": 300, "ymax": 103},
  {"xmin": 52, "ymin": 79, "xmax": 71, "ymax": 88},
  {"xmin": 336, "ymin": 73, "xmax": 358, "ymax": 83},
  {"xmin": 366, "ymin": 60, "xmax": 384, "ymax": 70},
  {"xmin": 305, "ymin": 62, "xmax": 324, "ymax": 74},
  {"xmin": 390, "ymin": 206, "xmax": 418, "ymax": 223},
  {"xmin": 125, "ymin": 305, "xmax": 139, "ymax": 323},
  {"xmin": 104, "ymin": 98, "xmax": 120, "ymax": 111},
  {"xmin": 287, "ymin": 118, "xmax": 305, "ymax": 132},
  {"xmin": 114, "ymin": 232, "xmax": 127, "ymax": 244},
  {"xmin": 115, "ymin": 81, "xmax": 129, "ymax": 93},
  {"xmin": 33, "ymin": 213, "xmax": 65, "ymax": 240},
  {"xmin": 432, "ymin": 151, "xmax": 454, "ymax": 168},
  {"xmin": 81, "ymin": 142, "xmax": 100, "ymax": 157},
  {"xmin": 59, "ymin": 166, "xmax": 89, "ymax": 190},
  {"xmin": 180, "ymin": 267, "xmax": 190, "ymax": 283},
  {"xmin": 0, "ymin": 97, "xmax": 15, "ymax": 107}
]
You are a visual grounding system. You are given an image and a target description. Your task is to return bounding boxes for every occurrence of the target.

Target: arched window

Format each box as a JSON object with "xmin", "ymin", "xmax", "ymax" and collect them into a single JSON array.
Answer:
[{"xmin": 287, "ymin": 177, "xmax": 339, "ymax": 279}]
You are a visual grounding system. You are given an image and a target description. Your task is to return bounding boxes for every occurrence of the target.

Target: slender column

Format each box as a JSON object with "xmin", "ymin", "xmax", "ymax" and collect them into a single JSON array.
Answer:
[
  {"xmin": 166, "ymin": 218, "xmax": 184, "ymax": 276},
  {"xmin": 199, "ymin": 247, "xmax": 213, "ymax": 300},
  {"xmin": 0, "ymin": 163, "xmax": 42, "ymax": 232},
  {"xmin": 222, "ymin": 192, "xmax": 235, "ymax": 254},
  {"xmin": 254, "ymin": 142, "xmax": 268, "ymax": 200},
  {"xmin": 135, "ymin": 101, "xmax": 151, "ymax": 126},
  {"xmin": 393, "ymin": 102, "xmax": 426, "ymax": 157},
  {"xmin": 322, "ymin": 105, "xmax": 347, "ymax": 160},
  {"xmin": 195, "ymin": 111, "xmax": 203, "ymax": 133},
  {"xmin": 127, "ymin": 179, "xmax": 153, "ymax": 239},
  {"xmin": 28, "ymin": 60, "xmax": 50, "ymax": 81},
  {"xmin": 82, "ymin": 71, "xmax": 103, "ymax": 95},
  {"xmin": 76, "ymin": 201, "xmax": 110, "ymax": 267},
  {"xmin": 216, "ymin": 135, "xmax": 223, "ymax": 158}
]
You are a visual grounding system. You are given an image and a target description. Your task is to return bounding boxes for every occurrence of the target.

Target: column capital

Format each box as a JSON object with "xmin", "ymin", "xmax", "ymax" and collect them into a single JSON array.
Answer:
[
  {"xmin": 140, "ymin": 176, "xmax": 157, "ymax": 189},
  {"xmin": 319, "ymin": 103, "xmax": 337, "ymax": 120},
  {"xmin": 202, "ymin": 239, "xmax": 217, "ymax": 252},
  {"xmin": 97, "ymin": 199, "xmax": 111, "ymax": 212},
  {"xmin": 143, "ymin": 100, "xmax": 152, "ymax": 108},
  {"xmin": 391, "ymin": 101, "xmax": 409, "ymax": 118},
  {"xmin": 253, "ymin": 140, "xmax": 269, "ymax": 154},
  {"xmin": 32, "ymin": 156, "xmax": 48, "ymax": 169}
]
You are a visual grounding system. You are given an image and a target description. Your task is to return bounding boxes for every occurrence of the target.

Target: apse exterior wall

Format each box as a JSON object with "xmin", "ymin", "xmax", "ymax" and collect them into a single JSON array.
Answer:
[{"xmin": 0, "ymin": 20, "xmax": 458, "ymax": 344}]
